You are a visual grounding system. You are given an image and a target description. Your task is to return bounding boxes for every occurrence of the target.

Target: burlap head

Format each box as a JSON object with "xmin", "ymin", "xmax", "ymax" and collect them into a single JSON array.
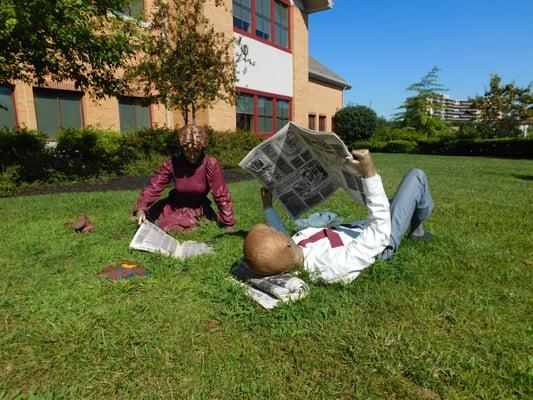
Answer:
[
  {"xmin": 243, "ymin": 224, "xmax": 297, "ymax": 276},
  {"xmin": 177, "ymin": 124, "xmax": 208, "ymax": 150}
]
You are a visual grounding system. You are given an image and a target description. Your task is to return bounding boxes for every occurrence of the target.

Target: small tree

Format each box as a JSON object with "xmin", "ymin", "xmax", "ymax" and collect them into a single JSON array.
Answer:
[
  {"xmin": 128, "ymin": 0, "xmax": 250, "ymax": 124},
  {"xmin": 470, "ymin": 74, "xmax": 533, "ymax": 138},
  {"xmin": 395, "ymin": 66, "xmax": 450, "ymax": 137},
  {"xmin": 332, "ymin": 105, "xmax": 378, "ymax": 143},
  {"xmin": 0, "ymin": 0, "xmax": 142, "ymax": 98}
]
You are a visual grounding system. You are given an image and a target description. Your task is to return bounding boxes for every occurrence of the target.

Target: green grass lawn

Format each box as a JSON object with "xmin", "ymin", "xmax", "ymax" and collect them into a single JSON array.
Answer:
[{"xmin": 0, "ymin": 153, "xmax": 532, "ymax": 399}]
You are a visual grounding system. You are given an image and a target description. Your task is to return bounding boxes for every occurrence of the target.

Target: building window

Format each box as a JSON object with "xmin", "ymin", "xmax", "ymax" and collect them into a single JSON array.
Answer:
[
  {"xmin": 258, "ymin": 96, "xmax": 274, "ymax": 132},
  {"xmin": 236, "ymin": 93, "xmax": 254, "ymax": 131},
  {"xmin": 255, "ymin": 0, "xmax": 271, "ymax": 40},
  {"xmin": 236, "ymin": 91, "xmax": 290, "ymax": 134},
  {"xmin": 276, "ymin": 99, "xmax": 289, "ymax": 129},
  {"xmin": 319, "ymin": 115, "xmax": 326, "ymax": 131},
  {"xmin": 233, "ymin": 0, "xmax": 251, "ymax": 33},
  {"xmin": 0, "ymin": 85, "xmax": 16, "ymax": 129},
  {"xmin": 308, "ymin": 114, "xmax": 316, "ymax": 130},
  {"xmin": 34, "ymin": 89, "xmax": 82, "ymax": 138},
  {"xmin": 119, "ymin": 97, "xmax": 151, "ymax": 133},
  {"xmin": 233, "ymin": 0, "xmax": 290, "ymax": 50},
  {"xmin": 274, "ymin": 1, "xmax": 288, "ymax": 48}
]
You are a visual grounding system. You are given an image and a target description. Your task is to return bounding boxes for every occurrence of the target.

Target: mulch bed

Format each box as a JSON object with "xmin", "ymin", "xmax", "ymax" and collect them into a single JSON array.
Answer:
[{"xmin": 13, "ymin": 171, "xmax": 253, "ymax": 197}]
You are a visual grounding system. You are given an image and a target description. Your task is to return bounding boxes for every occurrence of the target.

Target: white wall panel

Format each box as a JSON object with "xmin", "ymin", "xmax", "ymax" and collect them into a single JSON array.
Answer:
[{"xmin": 234, "ymin": 33, "xmax": 293, "ymax": 97}]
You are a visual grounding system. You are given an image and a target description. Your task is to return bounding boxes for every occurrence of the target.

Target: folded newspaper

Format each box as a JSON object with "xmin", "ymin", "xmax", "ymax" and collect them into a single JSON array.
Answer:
[
  {"xmin": 231, "ymin": 258, "xmax": 310, "ymax": 309},
  {"xmin": 239, "ymin": 122, "xmax": 367, "ymax": 218},
  {"xmin": 130, "ymin": 221, "xmax": 213, "ymax": 258}
]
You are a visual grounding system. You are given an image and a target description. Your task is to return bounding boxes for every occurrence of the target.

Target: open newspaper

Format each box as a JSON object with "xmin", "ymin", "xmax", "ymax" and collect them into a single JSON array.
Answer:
[
  {"xmin": 231, "ymin": 258, "xmax": 310, "ymax": 309},
  {"xmin": 130, "ymin": 221, "xmax": 213, "ymax": 258},
  {"xmin": 239, "ymin": 122, "xmax": 366, "ymax": 218}
]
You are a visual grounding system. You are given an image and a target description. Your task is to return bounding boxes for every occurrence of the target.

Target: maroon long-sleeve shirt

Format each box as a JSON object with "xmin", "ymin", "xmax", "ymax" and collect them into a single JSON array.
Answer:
[{"xmin": 134, "ymin": 155, "xmax": 236, "ymax": 232}]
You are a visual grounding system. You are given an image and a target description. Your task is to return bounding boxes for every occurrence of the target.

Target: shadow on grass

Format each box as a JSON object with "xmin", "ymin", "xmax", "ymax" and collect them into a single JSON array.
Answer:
[
  {"xmin": 511, "ymin": 174, "xmax": 533, "ymax": 181},
  {"xmin": 211, "ymin": 229, "xmax": 248, "ymax": 239}
]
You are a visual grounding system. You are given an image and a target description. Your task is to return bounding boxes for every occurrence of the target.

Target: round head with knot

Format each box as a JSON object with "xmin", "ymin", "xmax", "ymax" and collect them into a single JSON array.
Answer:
[
  {"xmin": 178, "ymin": 124, "xmax": 208, "ymax": 163},
  {"xmin": 243, "ymin": 223, "xmax": 303, "ymax": 276}
]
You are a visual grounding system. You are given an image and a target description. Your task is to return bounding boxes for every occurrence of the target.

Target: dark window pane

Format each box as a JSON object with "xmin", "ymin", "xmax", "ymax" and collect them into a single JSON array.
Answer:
[
  {"xmin": 34, "ymin": 91, "xmax": 59, "ymax": 137},
  {"xmin": 236, "ymin": 93, "xmax": 254, "ymax": 131},
  {"xmin": 255, "ymin": 0, "xmax": 271, "ymax": 40},
  {"xmin": 59, "ymin": 94, "xmax": 82, "ymax": 129},
  {"xmin": 34, "ymin": 89, "xmax": 82, "ymax": 137},
  {"xmin": 119, "ymin": 97, "xmax": 150, "ymax": 133},
  {"xmin": 135, "ymin": 103, "xmax": 150, "ymax": 129},
  {"xmin": 274, "ymin": 1, "xmax": 288, "ymax": 47},
  {"xmin": 119, "ymin": 100, "xmax": 135, "ymax": 133},
  {"xmin": 276, "ymin": 99, "xmax": 289, "ymax": 130},
  {"xmin": 308, "ymin": 114, "xmax": 316, "ymax": 130},
  {"xmin": 236, "ymin": 113, "xmax": 253, "ymax": 131},
  {"xmin": 237, "ymin": 93, "xmax": 254, "ymax": 114},
  {"xmin": 233, "ymin": 0, "xmax": 251, "ymax": 32},
  {"xmin": 319, "ymin": 115, "xmax": 326, "ymax": 131},
  {"xmin": 0, "ymin": 86, "xmax": 16, "ymax": 129}
]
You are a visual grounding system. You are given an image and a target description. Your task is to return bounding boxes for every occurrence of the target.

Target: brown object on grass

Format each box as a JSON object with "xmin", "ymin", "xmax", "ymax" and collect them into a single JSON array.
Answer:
[{"xmin": 66, "ymin": 213, "xmax": 94, "ymax": 233}]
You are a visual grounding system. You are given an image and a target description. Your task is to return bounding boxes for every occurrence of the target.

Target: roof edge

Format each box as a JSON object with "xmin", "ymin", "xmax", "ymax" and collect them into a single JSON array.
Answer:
[
  {"xmin": 297, "ymin": 0, "xmax": 333, "ymax": 14},
  {"xmin": 309, "ymin": 70, "xmax": 352, "ymax": 90}
]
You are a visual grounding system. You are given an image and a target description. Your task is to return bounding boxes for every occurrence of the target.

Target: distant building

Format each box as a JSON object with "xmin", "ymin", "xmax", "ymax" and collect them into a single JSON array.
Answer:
[{"xmin": 426, "ymin": 94, "xmax": 479, "ymax": 122}]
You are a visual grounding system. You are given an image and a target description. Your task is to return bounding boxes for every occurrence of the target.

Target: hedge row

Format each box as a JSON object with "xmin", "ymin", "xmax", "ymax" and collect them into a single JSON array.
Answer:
[
  {"xmin": 352, "ymin": 137, "xmax": 533, "ymax": 158},
  {"xmin": 0, "ymin": 127, "xmax": 261, "ymax": 188}
]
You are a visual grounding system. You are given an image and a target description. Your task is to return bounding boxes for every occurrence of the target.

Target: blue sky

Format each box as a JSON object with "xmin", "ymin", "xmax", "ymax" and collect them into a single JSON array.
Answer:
[{"xmin": 309, "ymin": 0, "xmax": 533, "ymax": 119}]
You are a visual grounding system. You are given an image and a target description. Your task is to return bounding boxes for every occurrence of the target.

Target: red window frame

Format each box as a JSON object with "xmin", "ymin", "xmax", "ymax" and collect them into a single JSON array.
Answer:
[
  {"xmin": 0, "ymin": 84, "xmax": 19, "ymax": 129},
  {"xmin": 236, "ymin": 87, "xmax": 292, "ymax": 136},
  {"xmin": 233, "ymin": 0, "xmax": 291, "ymax": 53},
  {"xmin": 33, "ymin": 88, "xmax": 85, "ymax": 135},
  {"xmin": 308, "ymin": 114, "xmax": 316, "ymax": 130},
  {"xmin": 319, "ymin": 115, "xmax": 326, "ymax": 131}
]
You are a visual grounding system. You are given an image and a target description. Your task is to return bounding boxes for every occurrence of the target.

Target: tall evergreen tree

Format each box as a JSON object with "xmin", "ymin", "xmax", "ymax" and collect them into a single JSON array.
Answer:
[{"xmin": 395, "ymin": 66, "xmax": 449, "ymax": 137}]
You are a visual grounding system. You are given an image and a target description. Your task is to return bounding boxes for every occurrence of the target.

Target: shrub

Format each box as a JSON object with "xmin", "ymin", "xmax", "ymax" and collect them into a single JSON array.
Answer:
[
  {"xmin": 350, "ymin": 140, "xmax": 385, "ymax": 152},
  {"xmin": 55, "ymin": 127, "xmax": 122, "ymax": 177},
  {"xmin": 382, "ymin": 140, "xmax": 417, "ymax": 153},
  {"xmin": 121, "ymin": 127, "xmax": 179, "ymax": 160},
  {"xmin": 206, "ymin": 129, "xmax": 262, "ymax": 171},
  {"xmin": 416, "ymin": 137, "xmax": 533, "ymax": 157},
  {"xmin": 333, "ymin": 105, "xmax": 378, "ymax": 143},
  {"xmin": 0, "ymin": 128, "xmax": 52, "ymax": 182}
]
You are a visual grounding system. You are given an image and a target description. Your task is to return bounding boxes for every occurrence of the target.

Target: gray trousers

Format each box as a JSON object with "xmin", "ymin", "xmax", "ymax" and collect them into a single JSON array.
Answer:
[{"xmin": 380, "ymin": 168, "xmax": 434, "ymax": 260}]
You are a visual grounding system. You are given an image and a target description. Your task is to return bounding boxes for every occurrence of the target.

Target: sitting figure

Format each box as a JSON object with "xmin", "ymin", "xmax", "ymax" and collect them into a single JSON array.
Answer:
[
  {"xmin": 244, "ymin": 149, "xmax": 433, "ymax": 283},
  {"xmin": 134, "ymin": 124, "xmax": 236, "ymax": 233}
]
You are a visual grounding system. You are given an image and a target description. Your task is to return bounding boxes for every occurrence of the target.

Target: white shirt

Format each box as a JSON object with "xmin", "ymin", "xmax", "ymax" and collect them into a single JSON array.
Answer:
[{"xmin": 292, "ymin": 175, "xmax": 391, "ymax": 284}]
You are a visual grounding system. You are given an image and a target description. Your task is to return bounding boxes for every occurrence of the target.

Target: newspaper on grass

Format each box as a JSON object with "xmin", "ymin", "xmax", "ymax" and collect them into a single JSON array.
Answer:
[
  {"xmin": 231, "ymin": 258, "xmax": 309, "ymax": 309},
  {"xmin": 239, "ymin": 122, "xmax": 367, "ymax": 219},
  {"xmin": 130, "ymin": 221, "xmax": 213, "ymax": 258}
]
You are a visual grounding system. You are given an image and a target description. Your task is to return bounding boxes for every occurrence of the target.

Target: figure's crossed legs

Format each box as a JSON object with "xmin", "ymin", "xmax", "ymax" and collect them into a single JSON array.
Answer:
[{"xmin": 381, "ymin": 168, "xmax": 434, "ymax": 260}]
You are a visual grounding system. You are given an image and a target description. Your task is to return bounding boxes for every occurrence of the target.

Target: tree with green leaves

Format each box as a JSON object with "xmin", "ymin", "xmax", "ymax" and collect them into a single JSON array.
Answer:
[
  {"xmin": 395, "ymin": 66, "xmax": 450, "ymax": 137},
  {"xmin": 128, "ymin": 0, "xmax": 249, "ymax": 124},
  {"xmin": 0, "ymin": 0, "xmax": 143, "ymax": 98},
  {"xmin": 470, "ymin": 74, "xmax": 532, "ymax": 138},
  {"xmin": 332, "ymin": 105, "xmax": 378, "ymax": 143}
]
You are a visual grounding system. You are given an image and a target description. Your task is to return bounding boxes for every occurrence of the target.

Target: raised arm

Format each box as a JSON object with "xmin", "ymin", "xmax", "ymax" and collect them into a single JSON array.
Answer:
[{"xmin": 260, "ymin": 187, "xmax": 290, "ymax": 235}]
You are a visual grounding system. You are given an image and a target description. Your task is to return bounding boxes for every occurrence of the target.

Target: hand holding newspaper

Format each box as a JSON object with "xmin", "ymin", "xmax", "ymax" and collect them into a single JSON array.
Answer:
[
  {"xmin": 239, "ymin": 122, "xmax": 367, "ymax": 218},
  {"xmin": 130, "ymin": 221, "xmax": 213, "ymax": 258}
]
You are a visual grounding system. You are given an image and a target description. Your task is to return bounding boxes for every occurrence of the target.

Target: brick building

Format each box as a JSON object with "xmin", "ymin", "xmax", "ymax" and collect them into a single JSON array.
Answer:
[{"xmin": 0, "ymin": 0, "xmax": 350, "ymax": 138}]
